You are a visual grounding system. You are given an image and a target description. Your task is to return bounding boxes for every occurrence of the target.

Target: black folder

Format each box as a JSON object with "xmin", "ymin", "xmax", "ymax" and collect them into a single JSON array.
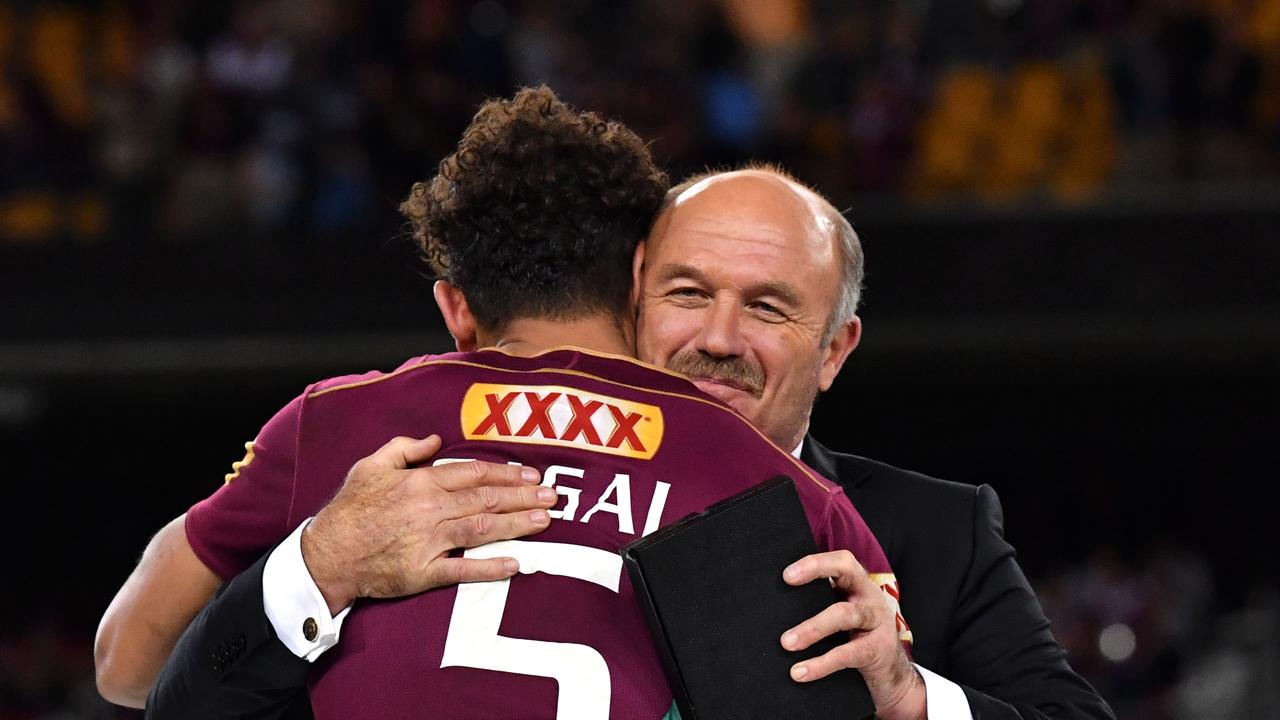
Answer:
[{"xmin": 622, "ymin": 475, "xmax": 875, "ymax": 720}]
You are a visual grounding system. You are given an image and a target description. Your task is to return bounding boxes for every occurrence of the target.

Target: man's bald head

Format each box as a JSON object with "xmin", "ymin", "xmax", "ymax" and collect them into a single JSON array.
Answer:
[
  {"xmin": 654, "ymin": 166, "xmax": 864, "ymax": 342},
  {"xmin": 636, "ymin": 164, "xmax": 866, "ymax": 450}
]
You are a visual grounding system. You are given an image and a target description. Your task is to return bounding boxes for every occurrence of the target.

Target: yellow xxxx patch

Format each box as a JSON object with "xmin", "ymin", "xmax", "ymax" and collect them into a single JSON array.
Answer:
[{"xmin": 460, "ymin": 383, "xmax": 664, "ymax": 460}]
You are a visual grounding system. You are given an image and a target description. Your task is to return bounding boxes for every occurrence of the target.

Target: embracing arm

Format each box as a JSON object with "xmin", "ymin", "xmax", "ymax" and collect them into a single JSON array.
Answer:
[
  {"xmin": 949, "ymin": 485, "xmax": 1114, "ymax": 720},
  {"xmin": 95, "ymin": 514, "xmax": 223, "ymax": 708},
  {"xmin": 144, "ymin": 435, "xmax": 556, "ymax": 719},
  {"xmin": 145, "ymin": 547, "xmax": 313, "ymax": 720}
]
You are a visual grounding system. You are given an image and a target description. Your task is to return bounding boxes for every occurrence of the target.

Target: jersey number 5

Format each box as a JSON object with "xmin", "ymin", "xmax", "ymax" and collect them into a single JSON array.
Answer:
[{"xmin": 440, "ymin": 540, "xmax": 624, "ymax": 719}]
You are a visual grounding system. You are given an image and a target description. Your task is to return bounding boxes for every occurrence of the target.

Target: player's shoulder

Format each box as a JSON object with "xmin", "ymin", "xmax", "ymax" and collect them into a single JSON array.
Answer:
[
  {"xmin": 303, "ymin": 352, "xmax": 455, "ymax": 399},
  {"xmin": 298, "ymin": 347, "xmax": 699, "ymax": 402},
  {"xmin": 516, "ymin": 349, "xmax": 836, "ymax": 491}
]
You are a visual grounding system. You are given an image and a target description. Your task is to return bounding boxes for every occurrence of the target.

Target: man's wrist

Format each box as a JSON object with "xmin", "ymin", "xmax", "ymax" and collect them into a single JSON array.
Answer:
[
  {"xmin": 300, "ymin": 516, "xmax": 358, "ymax": 615},
  {"xmin": 263, "ymin": 518, "xmax": 353, "ymax": 662},
  {"xmin": 875, "ymin": 664, "xmax": 928, "ymax": 720}
]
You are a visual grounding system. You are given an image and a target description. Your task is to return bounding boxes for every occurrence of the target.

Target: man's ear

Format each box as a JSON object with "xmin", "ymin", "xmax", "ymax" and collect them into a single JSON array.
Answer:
[
  {"xmin": 433, "ymin": 280, "xmax": 478, "ymax": 352},
  {"xmin": 818, "ymin": 315, "xmax": 862, "ymax": 392},
  {"xmin": 630, "ymin": 240, "xmax": 647, "ymax": 314}
]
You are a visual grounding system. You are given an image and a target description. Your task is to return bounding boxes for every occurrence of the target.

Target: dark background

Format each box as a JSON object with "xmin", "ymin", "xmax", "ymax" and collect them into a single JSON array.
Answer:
[{"xmin": 2, "ymin": 1, "xmax": 1278, "ymax": 718}]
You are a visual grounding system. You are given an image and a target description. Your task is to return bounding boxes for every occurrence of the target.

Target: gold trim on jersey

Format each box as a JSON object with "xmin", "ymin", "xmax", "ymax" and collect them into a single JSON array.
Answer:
[
  {"xmin": 478, "ymin": 345, "xmax": 692, "ymax": 382},
  {"xmin": 224, "ymin": 441, "xmax": 256, "ymax": 484}
]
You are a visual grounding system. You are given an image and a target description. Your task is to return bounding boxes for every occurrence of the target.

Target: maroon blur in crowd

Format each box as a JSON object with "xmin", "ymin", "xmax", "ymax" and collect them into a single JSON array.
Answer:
[{"xmin": 1, "ymin": 0, "xmax": 1278, "ymax": 246}]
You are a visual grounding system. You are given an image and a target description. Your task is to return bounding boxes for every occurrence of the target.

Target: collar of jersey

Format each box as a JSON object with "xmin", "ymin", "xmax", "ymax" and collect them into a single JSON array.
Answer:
[{"xmin": 473, "ymin": 344, "xmax": 691, "ymax": 383}]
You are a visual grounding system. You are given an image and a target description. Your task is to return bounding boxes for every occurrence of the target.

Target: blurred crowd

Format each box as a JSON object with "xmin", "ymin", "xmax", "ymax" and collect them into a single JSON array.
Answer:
[
  {"xmin": 1037, "ymin": 543, "xmax": 1280, "ymax": 720},
  {"xmin": 1, "ymin": 0, "xmax": 1279, "ymax": 246},
  {"xmin": 0, "ymin": 621, "xmax": 116, "ymax": 719}
]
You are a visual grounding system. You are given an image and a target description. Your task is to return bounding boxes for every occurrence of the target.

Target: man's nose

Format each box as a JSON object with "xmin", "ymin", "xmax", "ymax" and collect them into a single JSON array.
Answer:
[{"xmin": 695, "ymin": 297, "xmax": 747, "ymax": 358}]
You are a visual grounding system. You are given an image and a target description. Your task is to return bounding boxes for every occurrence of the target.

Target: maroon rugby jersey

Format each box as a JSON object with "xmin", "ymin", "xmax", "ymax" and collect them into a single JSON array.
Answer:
[{"xmin": 187, "ymin": 348, "xmax": 907, "ymax": 720}]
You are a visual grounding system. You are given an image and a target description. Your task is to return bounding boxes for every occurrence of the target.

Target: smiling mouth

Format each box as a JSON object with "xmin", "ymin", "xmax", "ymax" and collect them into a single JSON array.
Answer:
[
  {"xmin": 665, "ymin": 350, "xmax": 765, "ymax": 399},
  {"xmin": 691, "ymin": 376, "xmax": 759, "ymax": 397}
]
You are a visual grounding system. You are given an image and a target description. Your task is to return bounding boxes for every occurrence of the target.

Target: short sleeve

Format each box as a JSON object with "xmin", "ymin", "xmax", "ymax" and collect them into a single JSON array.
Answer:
[
  {"xmin": 186, "ymin": 391, "xmax": 305, "ymax": 580},
  {"xmin": 820, "ymin": 488, "xmax": 915, "ymax": 651},
  {"xmin": 818, "ymin": 487, "xmax": 891, "ymax": 574}
]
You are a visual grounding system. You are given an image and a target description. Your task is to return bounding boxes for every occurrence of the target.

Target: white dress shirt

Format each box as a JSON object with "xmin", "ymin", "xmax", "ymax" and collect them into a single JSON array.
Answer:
[{"xmin": 261, "ymin": 518, "xmax": 350, "ymax": 661}]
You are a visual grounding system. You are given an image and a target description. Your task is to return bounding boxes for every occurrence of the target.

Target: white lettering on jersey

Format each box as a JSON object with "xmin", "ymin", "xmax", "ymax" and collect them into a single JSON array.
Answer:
[
  {"xmin": 543, "ymin": 465, "xmax": 584, "ymax": 521},
  {"xmin": 579, "ymin": 474, "xmax": 634, "ymax": 535},
  {"xmin": 641, "ymin": 481, "xmax": 671, "ymax": 537},
  {"xmin": 432, "ymin": 460, "xmax": 669, "ymax": 538}
]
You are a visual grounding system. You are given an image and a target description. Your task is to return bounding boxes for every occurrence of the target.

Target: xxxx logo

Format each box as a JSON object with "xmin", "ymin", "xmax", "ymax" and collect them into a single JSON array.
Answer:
[{"xmin": 460, "ymin": 383, "xmax": 664, "ymax": 459}]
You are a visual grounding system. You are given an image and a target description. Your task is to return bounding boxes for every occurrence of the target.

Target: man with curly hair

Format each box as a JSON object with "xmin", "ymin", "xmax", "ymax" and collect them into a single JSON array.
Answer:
[{"xmin": 100, "ymin": 87, "xmax": 904, "ymax": 719}]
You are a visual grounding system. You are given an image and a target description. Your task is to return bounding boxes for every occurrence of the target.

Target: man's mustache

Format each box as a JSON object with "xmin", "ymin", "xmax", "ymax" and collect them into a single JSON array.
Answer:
[{"xmin": 667, "ymin": 350, "xmax": 765, "ymax": 398}]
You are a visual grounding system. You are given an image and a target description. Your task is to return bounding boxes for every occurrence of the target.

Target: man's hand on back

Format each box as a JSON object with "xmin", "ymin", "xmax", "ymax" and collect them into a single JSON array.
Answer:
[
  {"xmin": 301, "ymin": 435, "xmax": 556, "ymax": 614},
  {"xmin": 781, "ymin": 550, "xmax": 927, "ymax": 720}
]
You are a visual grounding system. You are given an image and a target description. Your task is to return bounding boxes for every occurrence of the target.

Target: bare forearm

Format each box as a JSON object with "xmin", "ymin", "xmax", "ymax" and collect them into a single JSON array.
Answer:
[
  {"xmin": 95, "ymin": 607, "xmax": 181, "ymax": 707},
  {"xmin": 95, "ymin": 515, "xmax": 222, "ymax": 707}
]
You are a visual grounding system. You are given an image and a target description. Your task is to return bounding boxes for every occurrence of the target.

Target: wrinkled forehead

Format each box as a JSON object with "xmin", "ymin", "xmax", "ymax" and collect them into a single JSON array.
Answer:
[{"xmin": 652, "ymin": 171, "xmax": 836, "ymax": 256}]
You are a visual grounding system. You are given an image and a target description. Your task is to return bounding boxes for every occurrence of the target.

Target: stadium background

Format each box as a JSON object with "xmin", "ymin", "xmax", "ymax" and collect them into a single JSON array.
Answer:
[{"xmin": 1, "ymin": 0, "xmax": 1277, "ymax": 718}]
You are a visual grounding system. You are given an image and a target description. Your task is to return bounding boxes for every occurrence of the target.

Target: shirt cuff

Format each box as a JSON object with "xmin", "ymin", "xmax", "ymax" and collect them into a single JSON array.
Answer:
[
  {"xmin": 916, "ymin": 663, "xmax": 974, "ymax": 720},
  {"xmin": 262, "ymin": 517, "xmax": 352, "ymax": 662}
]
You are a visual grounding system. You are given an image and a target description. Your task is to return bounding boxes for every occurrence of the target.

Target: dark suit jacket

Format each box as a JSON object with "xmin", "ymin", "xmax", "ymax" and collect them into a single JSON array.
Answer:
[
  {"xmin": 147, "ymin": 436, "xmax": 1114, "ymax": 719},
  {"xmin": 801, "ymin": 437, "xmax": 1114, "ymax": 720},
  {"xmin": 145, "ymin": 552, "xmax": 312, "ymax": 720}
]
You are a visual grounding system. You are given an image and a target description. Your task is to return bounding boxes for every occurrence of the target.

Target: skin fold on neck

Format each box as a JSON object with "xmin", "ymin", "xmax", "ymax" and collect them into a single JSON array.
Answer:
[{"xmin": 481, "ymin": 315, "xmax": 636, "ymax": 359}]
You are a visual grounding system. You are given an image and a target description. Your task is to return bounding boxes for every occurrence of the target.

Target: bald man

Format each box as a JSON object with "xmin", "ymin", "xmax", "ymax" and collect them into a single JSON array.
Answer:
[
  {"xmin": 636, "ymin": 168, "xmax": 1112, "ymax": 719},
  {"xmin": 142, "ymin": 167, "xmax": 1112, "ymax": 720}
]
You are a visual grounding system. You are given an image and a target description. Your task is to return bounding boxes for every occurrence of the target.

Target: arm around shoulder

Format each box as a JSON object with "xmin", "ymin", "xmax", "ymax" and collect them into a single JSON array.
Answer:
[
  {"xmin": 145, "ymin": 549, "xmax": 312, "ymax": 720},
  {"xmin": 946, "ymin": 485, "xmax": 1114, "ymax": 720}
]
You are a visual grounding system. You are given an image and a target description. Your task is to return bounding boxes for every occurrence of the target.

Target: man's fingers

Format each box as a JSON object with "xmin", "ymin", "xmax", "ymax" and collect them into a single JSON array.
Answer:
[
  {"xmin": 426, "ymin": 556, "xmax": 521, "ymax": 587},
  {"xmin": 782, "ymin": 549, "xmax": 864, "ymax": 585},
  {"xmin": 440, "ymin": 509, "xmax": 551, "ymax": 548},
  {"xmin": 445, "ymin": 485, "xmax": 558, "ymax": 519},
  {"xmin": 371, "ymin": 435, "xmax": 444, "ymax": 469},
  {"xmin": 426, "ymin": 459, "xmax": 541, "ymax": 491},
  {"xmin": 783, "ymin": 550, "xmax": 876, "ymax": 595},
  {"xmin": 781, "ymin": 600, "xmax": 878, "ymax": 653},
  {"xmin": 789, "ymin": 638, "xmax": 877, "ymax": 683}
]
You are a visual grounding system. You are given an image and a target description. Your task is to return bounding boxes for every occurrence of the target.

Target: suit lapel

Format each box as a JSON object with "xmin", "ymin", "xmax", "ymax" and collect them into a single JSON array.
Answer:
[
  {"xmin": 799, "ymin": 435, "xmax": 839, "ymax": 482},
  {"xmin": 801, "ymin": 435, "xmax": 872, "ymax": 488}
]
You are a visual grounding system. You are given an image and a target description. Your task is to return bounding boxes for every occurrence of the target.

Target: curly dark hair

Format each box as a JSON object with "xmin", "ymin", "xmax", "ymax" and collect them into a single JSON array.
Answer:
[{"xmin": 400, "ymin": 86, "xmax": 669, "ymax": 330}]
